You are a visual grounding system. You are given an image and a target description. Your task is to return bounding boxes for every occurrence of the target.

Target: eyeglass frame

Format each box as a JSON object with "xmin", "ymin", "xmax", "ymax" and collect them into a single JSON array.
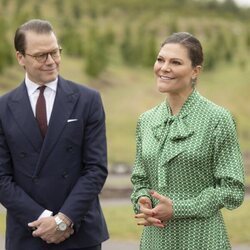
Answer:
[{"xmin": 23, "ymin": 47, "xmax": 62, "ymax": 63}]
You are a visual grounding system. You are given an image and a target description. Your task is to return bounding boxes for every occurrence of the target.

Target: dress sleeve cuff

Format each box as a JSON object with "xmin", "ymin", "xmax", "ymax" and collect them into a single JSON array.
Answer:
[{"xmin": 173, "ymin": 199, "xmax": 195, "ymax": 218}]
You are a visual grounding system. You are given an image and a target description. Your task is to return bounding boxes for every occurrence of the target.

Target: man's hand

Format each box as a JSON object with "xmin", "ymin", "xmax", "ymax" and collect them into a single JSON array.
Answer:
[{"xmin": 28, "ymin": 216, "xmax": 74, "ymax": 244}]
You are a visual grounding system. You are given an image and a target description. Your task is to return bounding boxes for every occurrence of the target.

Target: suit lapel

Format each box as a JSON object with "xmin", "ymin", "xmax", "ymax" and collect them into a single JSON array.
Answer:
[
  {"xmin": 8, "ymin": 82, "xmax": 43, "ymax": 152},
  {"xmin": 34, "ymin": 77, "xmax": 80, "ymax": 176}
]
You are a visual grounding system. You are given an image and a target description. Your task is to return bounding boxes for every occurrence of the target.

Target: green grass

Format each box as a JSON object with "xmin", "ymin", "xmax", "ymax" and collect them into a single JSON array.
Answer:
[
  {"xmin": 102, "ymin": 200, "xmax": 250, "ymax": 244},
  {"xmin": 0, "ymin": 199, "xmax": 249, "ymax": 244},
  {"xmin": 102, "ymin": 205, "xmax": 142, "ymax": 240},
  {"xmin": 222, "ymin": 199, "xmax": 250, "ymax": 244},
  {"xmin": 246, "ymin": 175, "xmax": 250, "ymax": 186},
  {"xmin": 1, "ymin": 61, "xmax": 250, "ymax": 167},
  {"xmin": 0, "ymin": 213, "xmax": 5, "ymax": 235},
  {"xmin": 102, "ymin": 60, "xmax": 250, "ymax": 164}
]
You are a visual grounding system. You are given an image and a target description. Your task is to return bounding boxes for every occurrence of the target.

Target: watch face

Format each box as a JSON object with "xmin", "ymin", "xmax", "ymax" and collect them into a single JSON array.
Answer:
[{"xmin": 59, "ymin": 222, "xmax": 67, "ymax": 231}]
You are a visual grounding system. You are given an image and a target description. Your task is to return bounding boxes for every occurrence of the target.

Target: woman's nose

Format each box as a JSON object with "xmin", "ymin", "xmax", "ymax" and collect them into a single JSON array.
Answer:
[{"xmin": 161, "ymin": 62, "xmax": 171, "ymax": 71}]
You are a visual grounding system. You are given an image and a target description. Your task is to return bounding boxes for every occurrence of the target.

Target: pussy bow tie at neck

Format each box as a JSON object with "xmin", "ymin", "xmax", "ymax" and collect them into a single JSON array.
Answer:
[{"xmin": 152, "ymin": 113, "xmax": 194, "ymax": 143}]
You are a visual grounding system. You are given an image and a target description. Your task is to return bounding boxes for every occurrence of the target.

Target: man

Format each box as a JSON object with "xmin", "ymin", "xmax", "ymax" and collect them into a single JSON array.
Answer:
[{"xmin": 0, "ymin": 19, "xmax": 109, "ymax": 250}]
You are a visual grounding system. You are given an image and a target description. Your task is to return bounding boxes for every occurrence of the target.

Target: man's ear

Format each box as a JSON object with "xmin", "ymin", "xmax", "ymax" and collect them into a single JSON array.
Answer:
[{"xmin": 16, "ymin": 51, "xmax": 25, "ymax": 67}]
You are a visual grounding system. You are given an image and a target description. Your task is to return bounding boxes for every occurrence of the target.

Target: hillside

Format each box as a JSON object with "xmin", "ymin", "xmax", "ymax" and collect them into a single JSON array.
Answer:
[{"xmin": 0, "ymin": 0, "xmax": 250, "ymax": 165}]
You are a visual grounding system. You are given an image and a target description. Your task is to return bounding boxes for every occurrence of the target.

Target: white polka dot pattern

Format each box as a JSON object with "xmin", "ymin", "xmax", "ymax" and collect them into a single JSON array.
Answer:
[{"xmin": 131, "ymin": 90, "xmax": 245, "ymax": 250}]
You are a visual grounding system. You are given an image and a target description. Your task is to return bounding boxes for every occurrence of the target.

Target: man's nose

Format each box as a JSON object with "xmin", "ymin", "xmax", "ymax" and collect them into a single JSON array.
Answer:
[{"xmin": 45, "ymin": 53, "xmax": 54, "ymax": 63}]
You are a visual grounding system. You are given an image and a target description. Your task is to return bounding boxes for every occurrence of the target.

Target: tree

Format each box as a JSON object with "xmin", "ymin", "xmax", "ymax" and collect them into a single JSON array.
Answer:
[
  {"xmin": 0, "ymin": 19, "xmax": 14, "ymax": 73},
  {"xmin": 60, "ymin": 29, "xmax": 84, "ymax": 57},
  {"xmin": 84, "ymin": 26, "xmax": 109, "ymax": 77},
  {"xmin": 203, "ymin": 47, "xmax": 217, "ymax": 71},
  {"xmin": 141, "ymin": 32, "xmax": 157, "ymax": 67},
  {"xmin": 120, "ymin": 25, "xmax": 137, "ymax": 65}
]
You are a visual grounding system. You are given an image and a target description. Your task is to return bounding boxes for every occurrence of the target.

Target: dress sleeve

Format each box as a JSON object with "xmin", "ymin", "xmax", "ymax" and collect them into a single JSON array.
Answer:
[
  {"xmin": 173, "ymin": 111, "xmax": 245, "ymax": 219},
  {"xmin": 131, "ymin": 117, "xmax": 152, "ymax": 213}
]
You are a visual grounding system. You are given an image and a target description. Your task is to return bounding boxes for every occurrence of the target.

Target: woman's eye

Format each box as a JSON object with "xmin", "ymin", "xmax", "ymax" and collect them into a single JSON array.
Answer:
[
  {"xmin": 172, "ymin": 60, "xmax": 181, "ymax": 65},
  {"xmin": 157, "ymin": 57, "xmax": 164, "ymax": 63}
]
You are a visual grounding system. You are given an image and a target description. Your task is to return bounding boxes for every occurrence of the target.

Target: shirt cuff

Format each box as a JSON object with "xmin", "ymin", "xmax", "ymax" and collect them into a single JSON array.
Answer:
[{"xmin": 38, "ymin": 209, "xmax": 53, "ymax": 219}]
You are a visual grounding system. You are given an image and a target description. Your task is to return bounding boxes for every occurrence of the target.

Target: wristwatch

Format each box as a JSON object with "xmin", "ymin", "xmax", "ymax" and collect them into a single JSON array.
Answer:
[{"xmin": 54, "ymin": 216, "xmax": 67, "ymax": 231}]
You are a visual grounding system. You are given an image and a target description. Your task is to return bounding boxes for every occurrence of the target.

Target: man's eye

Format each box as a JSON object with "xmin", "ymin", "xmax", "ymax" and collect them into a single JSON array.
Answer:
[
  {"xmin": 51, "ymin": 51, "xmax": 58, "ymax": 56},
  {"xmin": 36, "ymin": 54, "xmax": 46, "ymax": 59}
]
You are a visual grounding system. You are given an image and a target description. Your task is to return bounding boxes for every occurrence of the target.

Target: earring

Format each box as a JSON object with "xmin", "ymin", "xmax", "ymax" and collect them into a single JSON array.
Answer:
[{"xmin": 191, "ymin": 78, "xmax": 196, "ymax": 88}]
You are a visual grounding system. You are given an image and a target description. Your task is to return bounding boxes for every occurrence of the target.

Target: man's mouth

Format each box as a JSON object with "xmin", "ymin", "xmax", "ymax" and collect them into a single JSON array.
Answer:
[{"xmin": 44, "ymin": 68, "xmax": 57, "ymax": 72}]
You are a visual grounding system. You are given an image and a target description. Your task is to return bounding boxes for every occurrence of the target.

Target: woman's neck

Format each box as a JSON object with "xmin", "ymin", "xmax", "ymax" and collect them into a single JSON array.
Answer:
[{"xmin": 167, "ymin": 89, "xmax": 193, "ymax": 115}]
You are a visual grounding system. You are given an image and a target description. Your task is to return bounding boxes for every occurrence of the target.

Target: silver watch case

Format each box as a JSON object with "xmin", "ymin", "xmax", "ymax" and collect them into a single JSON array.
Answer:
[{"xmin": 55, "ymin": 216, "xmax": 67, "ymax": 231}]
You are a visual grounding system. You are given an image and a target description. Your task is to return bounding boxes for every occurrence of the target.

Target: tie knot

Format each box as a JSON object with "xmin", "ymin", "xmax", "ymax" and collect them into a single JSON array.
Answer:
[{"xmin": 38, "ymin": 85, "xmax": 46, "ymax": 93}]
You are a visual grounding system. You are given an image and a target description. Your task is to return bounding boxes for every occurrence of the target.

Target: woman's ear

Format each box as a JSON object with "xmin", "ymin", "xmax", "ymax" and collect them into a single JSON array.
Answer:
[{"xmin": 192, "ymin": 65, "xmax": 202, "ymax": 79}]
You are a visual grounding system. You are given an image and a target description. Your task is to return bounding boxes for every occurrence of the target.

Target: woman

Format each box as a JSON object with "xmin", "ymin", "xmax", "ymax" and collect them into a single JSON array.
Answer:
[{"xmin": 131, "ymin": 32, "xmax": 245, "ymax": 250}]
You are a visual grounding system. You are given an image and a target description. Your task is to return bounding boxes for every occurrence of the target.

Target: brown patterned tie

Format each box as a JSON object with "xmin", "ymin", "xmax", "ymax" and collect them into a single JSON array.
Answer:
[{"xmin": 36, "ymin": 86, "xmax": 47, "ymax": 138}]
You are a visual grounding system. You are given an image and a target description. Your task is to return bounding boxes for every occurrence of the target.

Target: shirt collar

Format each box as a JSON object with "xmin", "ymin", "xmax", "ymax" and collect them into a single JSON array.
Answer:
[
  {"xmin": 165, "ymin": 89, "xmax": 200, "ymax": 119},
  {"xmin": 25, "ymin": 73, "xmax": 58, "ymax": 96}
]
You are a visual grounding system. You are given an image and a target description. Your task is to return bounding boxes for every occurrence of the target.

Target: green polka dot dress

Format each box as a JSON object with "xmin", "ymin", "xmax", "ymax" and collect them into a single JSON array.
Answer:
[{"xmin": 131, "ymin": 90, "xmax": 245, "ymax": 250}]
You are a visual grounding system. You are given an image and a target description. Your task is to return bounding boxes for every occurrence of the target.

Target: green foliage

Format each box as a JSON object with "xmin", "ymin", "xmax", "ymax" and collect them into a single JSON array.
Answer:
[
  {"xmin": 120, "ymin": 25, "xmax": 137, "ymax": 65},
  {"xmin": 120, "ymin": 25, "xmax": 157, "ymax": 68},
  {"xmin": 168, "ymin": 20, "xmax": 179, "ymax": 35},
  {"xmin": 71, "ymin": 0, "xmax": 82, "ymax": 20},
  {"xmin": 14, "ymin": 0, "xmax": 26, "ymax": 15},
  {"xmin": 246, "ymin": 30, "xmax": 250, "ymax": 49},
  {"xmin": 0, "ymin": 19, "xmax": 14, "ymax": 73},
  {"xmin": 60, "ymin": 24, "xmax": 84, "ymax": 57},
  {"xmin": 203, "ymin": 47, "xmax": 217, "ymax": 71},
  {"xmin": 84, "ymin": 26, "xmax": 110, "ymax": 77},
  {"xmin": 141, "ymin": 34, "xmax": 157, "ymax": 67},
  {"xmin": 0, "ymin": 0, "xmax": 250, "ymax": 162},
  {"xmin": 54, "ymin": 0, "xmax": 65, "ymax": 14},
  {"xmin": 1, "ymin": 0, "xmax": 8, "ymax": 7},
  {"xmin": 33, "ymin": 2, "xmax": 42, "ymax": 19},
  {"xmin": 1, "ymin": 0, "xmax": 250, "ymax": 77},
  {"xmin": 223, "ymin": 0, "xmax": 239, "ymax": 12}
]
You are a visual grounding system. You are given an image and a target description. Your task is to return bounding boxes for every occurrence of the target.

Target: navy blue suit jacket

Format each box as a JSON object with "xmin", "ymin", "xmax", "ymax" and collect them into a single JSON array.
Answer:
[{"xmin": 0, "ymin": 76, "xmax": 109, "ymax": 250}]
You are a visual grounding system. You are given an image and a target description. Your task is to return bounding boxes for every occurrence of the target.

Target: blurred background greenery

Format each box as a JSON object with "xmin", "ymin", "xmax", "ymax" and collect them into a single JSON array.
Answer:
[
  {"xmin": 1, "ymin": 0, "xmax": 250, "ymax": 164},
  {"xmin": 0, "ymin": 0, "xmax": 250, "ymax": 246}
]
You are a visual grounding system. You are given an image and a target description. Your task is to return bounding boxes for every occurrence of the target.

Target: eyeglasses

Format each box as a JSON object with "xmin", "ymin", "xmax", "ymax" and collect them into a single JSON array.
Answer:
[{"xmin": 24, "ymin": 48, "xmax": 62, "ymax": 63}]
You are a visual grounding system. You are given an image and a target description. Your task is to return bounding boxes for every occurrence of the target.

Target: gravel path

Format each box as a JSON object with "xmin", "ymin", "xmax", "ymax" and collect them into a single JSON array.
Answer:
[
  {"xmin": 0, "ymin": 237, "xmax": 248, "ymax": 250},
  {"xmin": 103, "ymin": 240, "xmax": 250, "ymax": 250}
]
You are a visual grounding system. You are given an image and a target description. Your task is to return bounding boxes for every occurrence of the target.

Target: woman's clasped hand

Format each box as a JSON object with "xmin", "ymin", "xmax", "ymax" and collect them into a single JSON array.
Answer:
[{"xmin": 135, "ymin": 191, "xmax": 173, "ymax": 228}]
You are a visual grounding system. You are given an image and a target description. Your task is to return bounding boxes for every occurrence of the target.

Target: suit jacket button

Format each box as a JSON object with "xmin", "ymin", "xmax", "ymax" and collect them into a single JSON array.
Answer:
[
  {"xmin": 20, "ymin": 152, "xmax": 27, "ymax": 158},
  {"xmin": 62, "ymin": 172, "xmax": 69, "ymax": 178},
  {"xmin": 66, "ymin": 146, "xmax": 73, "ymax": 152},
  {"xmin": 32, "ymin": 177, "xmax": 38, "ymax": 183}
]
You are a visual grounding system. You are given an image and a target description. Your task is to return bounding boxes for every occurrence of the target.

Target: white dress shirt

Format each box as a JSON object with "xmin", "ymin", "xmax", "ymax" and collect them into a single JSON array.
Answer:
[
  {"xmin": 25, "ymin": 74, "xmax": 58, "ymax": 219},
  {"xmin": 25, "ymin": 74, "xmax": 57, "ymax": 124}
]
